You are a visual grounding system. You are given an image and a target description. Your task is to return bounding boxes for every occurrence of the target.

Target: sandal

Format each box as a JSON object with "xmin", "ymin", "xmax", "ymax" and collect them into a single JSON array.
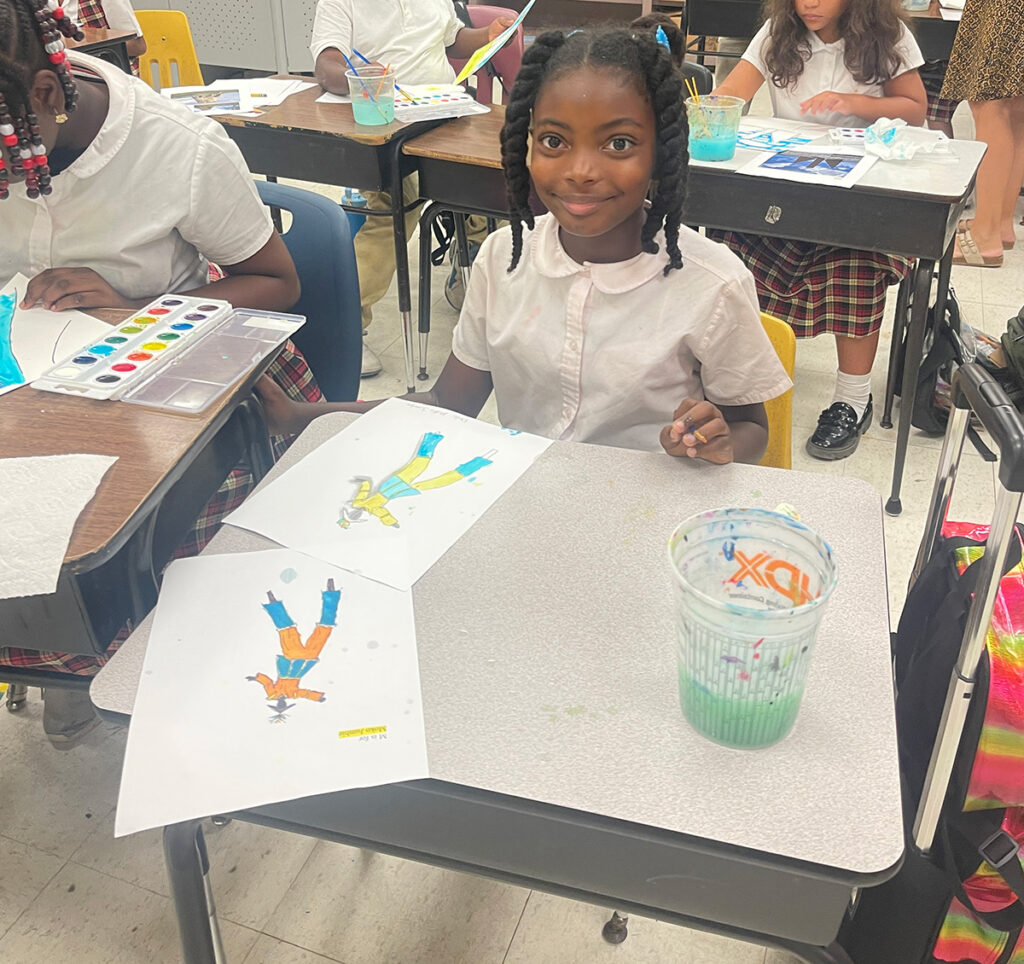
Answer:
[{"xmin": 953, "ymin": 223, "xmax": 1004, "ymax": 268}]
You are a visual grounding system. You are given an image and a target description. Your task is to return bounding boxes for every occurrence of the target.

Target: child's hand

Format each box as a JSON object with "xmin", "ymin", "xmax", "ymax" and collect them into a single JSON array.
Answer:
[
  {"xmin": 661, "ymin": 398, "xmax": 734, "ymax": 464},
  {"xmin": 21, "ymin": 267, "xmax": 133, "ymax": 311},
  {"xmin": 799, "ymin": 91, "xmax": 855, "ymax": 117},
  {"xmin": 488, "ymin": 16, "xmax": 516, "ymax": 44}
]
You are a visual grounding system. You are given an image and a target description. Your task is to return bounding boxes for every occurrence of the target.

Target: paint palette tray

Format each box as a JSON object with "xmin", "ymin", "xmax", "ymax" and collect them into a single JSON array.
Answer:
[
  {"xmin": 393, "ymin": 85, "xmax": 490, "ymax": 123},
  {"xmin": 32, "ymin": 295, "xmax": 304, "ymax": 413}
]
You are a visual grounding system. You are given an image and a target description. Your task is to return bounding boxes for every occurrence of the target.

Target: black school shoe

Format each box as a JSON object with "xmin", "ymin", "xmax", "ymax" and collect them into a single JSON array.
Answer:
[{"xmin": 806, "ymin": 396, "xmax": 873, "ymax": 461}]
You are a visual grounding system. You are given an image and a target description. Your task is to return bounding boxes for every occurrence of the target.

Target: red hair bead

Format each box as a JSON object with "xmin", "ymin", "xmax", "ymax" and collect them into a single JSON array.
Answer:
[
  {"xmin": 52, "ymin": 5, "xmax": 65, "ymax": 17},
  {"xmin": 3, "ymin": 134, "xmax": 18, "ymax": 147},
  {"xmin": 49, "ymin": 50, "xmax": 66, "ymax": 64}
]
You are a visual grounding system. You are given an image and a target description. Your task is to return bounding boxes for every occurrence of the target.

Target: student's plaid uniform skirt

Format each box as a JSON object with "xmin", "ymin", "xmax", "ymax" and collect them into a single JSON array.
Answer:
[
  {"xmin": 707, "ymin": 231, "xmax": 912, "ymax": 338},
  {"xmin": 0, "ymin": 343, "xmax": 324, "ymax": 676}
]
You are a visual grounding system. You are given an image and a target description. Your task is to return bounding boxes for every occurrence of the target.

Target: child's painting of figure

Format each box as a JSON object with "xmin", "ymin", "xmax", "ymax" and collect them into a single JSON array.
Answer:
[
  {"xmin": 226, "ymin": 399, "xmax": 551, "ymax": 590},
  {"xmin": 115, "ymin": 550, "xmax": 425, "ymax": 837}
]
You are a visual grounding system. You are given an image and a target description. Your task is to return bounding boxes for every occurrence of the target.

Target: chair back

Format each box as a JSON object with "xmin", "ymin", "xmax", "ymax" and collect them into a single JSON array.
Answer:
[
  {"xmin": 135, "ymin": 10, "xmax": 203, "ymax": 90},
  {"xmin": 758, "ymin": 312, "xmax": 795, "ymax": 470},
  {"xmin": 681, "ymin": 61, "xmax": 714, "ymax": 96},
  {"xmin": 448, "ymin": 5, "xmax": 524, "ymax": 104},
  {"xmin": 255, "ymin": 181, "xmax": 363, "ymax": 402}
]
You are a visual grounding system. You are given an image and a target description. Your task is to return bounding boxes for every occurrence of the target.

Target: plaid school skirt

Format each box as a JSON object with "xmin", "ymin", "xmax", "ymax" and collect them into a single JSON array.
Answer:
[
  {"xmin": 0, "ymin": 343, "xmax": 324, "ymax": 676},
  {"xmin": 707, "ymin": 230, "xmax": 913, "ymax": 339}
]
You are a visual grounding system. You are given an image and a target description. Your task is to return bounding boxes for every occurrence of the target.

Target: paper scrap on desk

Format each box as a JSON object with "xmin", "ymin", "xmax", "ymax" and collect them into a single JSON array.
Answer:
[
  {"xmin": 736, "ymin": 146, "xmax": 877, "ymax": 188},
  {"xmin": 0, "ymin": 454, "xmax": 117, "ymax": 599},
  {"xmin": 939, "ymin": 8, "xmax": 962, "ymax": 18},
  {"xmin": 316, "ymin": 90, "xmax": 352, "ymax": 104},
  {"xmin": 115, "ymin": 549, "xmax": 426, "ymax": 837},
  {"xmin": 0, "ymin": 273, "xmax": 110, "ymax": 396},
  {"xmin": 454, "ymin": 0, "xmax": 535, "ymax": 84},
  {"xmin": 225, "ymin": 398, "xmax": 553, "ymax": 590}
]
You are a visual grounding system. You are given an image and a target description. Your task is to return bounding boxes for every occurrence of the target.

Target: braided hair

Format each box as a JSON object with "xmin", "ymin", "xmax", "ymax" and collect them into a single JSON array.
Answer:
[
  {"xmin": 0, "ymin": 0, "xmax": 82, "ymax": 200},
  {"xmin": 500, "ymin": 27, "xmax": 688, "ymax": 276}
]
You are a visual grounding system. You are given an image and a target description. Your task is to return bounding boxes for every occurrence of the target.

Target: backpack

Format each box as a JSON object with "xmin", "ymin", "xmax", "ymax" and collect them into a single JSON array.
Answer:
[{"xmin": 841, "ymin": 523, "xmax": 1024, "ymax": 963}]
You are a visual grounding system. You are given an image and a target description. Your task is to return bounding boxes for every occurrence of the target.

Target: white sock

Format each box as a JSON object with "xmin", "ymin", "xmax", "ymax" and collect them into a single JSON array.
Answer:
[{"xmin": 832, "ymin": 371, "xmax": 871, "ymax": 419}]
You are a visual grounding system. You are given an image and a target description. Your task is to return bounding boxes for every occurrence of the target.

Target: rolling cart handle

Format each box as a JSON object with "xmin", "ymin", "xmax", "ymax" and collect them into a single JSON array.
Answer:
[{"xmin": 912, "ymin": 363, "xmax": 1024, "ymax": 854}]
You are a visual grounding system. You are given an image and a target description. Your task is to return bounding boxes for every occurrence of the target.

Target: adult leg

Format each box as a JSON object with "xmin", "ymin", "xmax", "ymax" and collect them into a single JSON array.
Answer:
[
  {"xmin": 999, "ymin": 97, "xmax": 1024, "ymax": 244},
  {"xmin": 958, "ymin": 98, "xmax": 1016, "ymax": 260}
]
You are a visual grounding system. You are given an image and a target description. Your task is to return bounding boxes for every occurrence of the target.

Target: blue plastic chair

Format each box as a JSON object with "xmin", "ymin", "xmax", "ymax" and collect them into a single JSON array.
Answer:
[{"xmin": 255, "ymin": 181, "xmax": 362, "ymax": 402}]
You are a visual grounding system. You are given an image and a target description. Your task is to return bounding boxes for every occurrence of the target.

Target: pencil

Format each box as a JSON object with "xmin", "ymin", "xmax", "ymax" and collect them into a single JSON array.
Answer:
[{"xmin": 693, "ymin": 429, "xmax": 708, "ymax": 444}]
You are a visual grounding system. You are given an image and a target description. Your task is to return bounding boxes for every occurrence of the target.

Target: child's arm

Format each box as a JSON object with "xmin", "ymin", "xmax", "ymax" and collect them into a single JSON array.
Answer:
[
  {"xmin": 713, "ymin": 60, "xmax": 766, "ymax": 105},
  {"xmin": 255, "ymin": 353, "xmax": 494, "ymax": 437},
  {"xmin": 314, "ymin": 49, "xmax": 355, "ymax": 95},
  {"xmin": 661, "ymin": 398, "xmax": 768, "ymax": 465},
  {"xmin": 445, "ymin": 16, "xmax": 516, "ymax": 59},
  {"xmin": 800, "ymin": 69, "xmax": 927, "ymax": 126}
]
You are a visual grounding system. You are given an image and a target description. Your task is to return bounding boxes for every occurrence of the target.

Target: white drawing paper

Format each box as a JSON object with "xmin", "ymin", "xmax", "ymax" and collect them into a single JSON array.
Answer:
[
  {"xmin": 115, "ymin": 549, "xmax": 425, "ymax": 837},
  {"xmin": 225, "ymin": 399, "xmax": 552, "ymax": 590},
  {"xmin": 737, "ymin": 146, "xmax": 877, "ymax": 188},
  {"xmin": 0, "ymin": 273, "xmax": 110, "ymax": 396},
  {"xmin": 0, "ymin": 454, "xmax": 117, "ymax": 599}
]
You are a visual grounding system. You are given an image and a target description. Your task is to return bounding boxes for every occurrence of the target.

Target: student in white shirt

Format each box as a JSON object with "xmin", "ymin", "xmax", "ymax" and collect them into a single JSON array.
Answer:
[
  {"xmin": 309, "ymin": 0, "xmax": 514, "ymax": 378},
  {"xmin": 64, "ymin": 0, "xmax": 146, "ymax": 61},
  {"xmin": 713, "ymin": 0, "xmax": 927, "ymax": 461},
  {"xmin": 259, "ymin": 28, "xmax": 792, "ymax": 465},
  {"xmin": 0, "ymin": 0, "xmax": 312, "ymax": 744}
]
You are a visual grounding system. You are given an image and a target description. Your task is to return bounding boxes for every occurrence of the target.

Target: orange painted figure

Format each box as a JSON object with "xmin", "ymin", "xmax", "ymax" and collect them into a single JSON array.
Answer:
[{"xmin": 247, "ymin": 579, "xmax": 341, "ymax": 704}]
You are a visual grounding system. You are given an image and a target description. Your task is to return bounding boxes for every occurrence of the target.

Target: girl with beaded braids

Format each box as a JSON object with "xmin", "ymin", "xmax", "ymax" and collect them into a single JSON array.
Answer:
[
  {"xmin": 0, "ymin": 0, "xmax": 323, "ymax": 747},
  {"xmin": 256, "ymin": 26, "xmax": 790, "ymax": 466},
  {"xmin": 0, "ymin": 0, "xmax": 300, "ymax": 313}
]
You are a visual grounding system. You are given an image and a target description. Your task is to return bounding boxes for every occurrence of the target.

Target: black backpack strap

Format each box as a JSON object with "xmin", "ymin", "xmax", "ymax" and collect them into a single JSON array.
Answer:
[{"xmin": 944, "ymin": 816, "xmax": 1024, "ymax": 933}]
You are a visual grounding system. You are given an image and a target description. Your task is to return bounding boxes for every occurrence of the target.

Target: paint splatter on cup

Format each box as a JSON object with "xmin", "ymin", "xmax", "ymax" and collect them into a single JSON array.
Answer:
[{"xmin": 667, "ymin": 508, "xmax": 838, "ymax": 749}]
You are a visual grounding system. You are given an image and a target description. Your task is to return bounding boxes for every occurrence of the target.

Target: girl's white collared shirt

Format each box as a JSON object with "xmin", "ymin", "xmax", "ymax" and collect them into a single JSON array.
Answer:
[
  {"xmin": 452, "ymin": 214, "xmax": 792, "ymax": 452},
  {"xmin": 742, "ymin": 20, "xmax": 925, "ymax": 128}
]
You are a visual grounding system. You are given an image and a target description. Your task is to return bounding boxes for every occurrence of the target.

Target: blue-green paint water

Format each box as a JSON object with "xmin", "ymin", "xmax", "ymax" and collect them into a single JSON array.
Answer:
[{"xmin": 679, "ymin": 673, "xmax": 803, "ymax": 749}]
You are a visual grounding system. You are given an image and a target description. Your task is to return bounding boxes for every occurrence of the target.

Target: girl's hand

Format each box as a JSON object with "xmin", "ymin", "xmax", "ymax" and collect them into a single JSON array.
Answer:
[
  {"xmin": 661, "ymin": 398, "xmax": 734, "ymax": 464},
  {"xmin": 488, "ymin": 16, "xmax": 516, "ymax": 44},
  {"xmin": 800, "ymin": 90, "xmax": 855, "ymax": 116},
  {"xmin": 21, "ymin": 268, "xmax": 135, "ymax": 311}
]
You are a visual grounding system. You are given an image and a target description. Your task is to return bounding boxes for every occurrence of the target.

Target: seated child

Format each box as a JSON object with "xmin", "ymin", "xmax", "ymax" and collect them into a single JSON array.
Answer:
[
  {"xmin": 0, "ymin": 0, "xmax": 316, "ymax": 743},
  {"xmin": 260, "ymin": 27, "xmax": 792, "ymax": 467},
  {"xmin": 65, "ymin": 0, "xmax": 146, "ymax": 65},
  {"xmin": 713, "ymin": 0, "xmax": 927, "ymax": 461},
  {"xmin": 309, "ymin": 0, "xmax": 514, "ymax": 376}
]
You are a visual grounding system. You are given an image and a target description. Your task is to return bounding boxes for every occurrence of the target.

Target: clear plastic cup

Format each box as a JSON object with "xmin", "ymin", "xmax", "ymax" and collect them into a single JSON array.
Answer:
[
  {"xmin": 667, "ymin": 508, "xmax": 838, "ymax": 749},
  {"xmin": 686, "ymin": 94, "xmax": 745, "ymax": 162},
  {"xmin": 346, "ymin": 67, "xmax": 396, "ymax": 126}
]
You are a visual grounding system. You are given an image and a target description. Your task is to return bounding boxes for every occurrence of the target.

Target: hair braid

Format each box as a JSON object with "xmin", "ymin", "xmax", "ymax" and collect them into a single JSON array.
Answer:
[
  {"xmin": 0, "ymin": 0, "xmax": 82, "ymax": 199},
  {"xmin": 499, "ymin": 31, "xmax": 566, "ymax": 274},
  {"xmin": 498, "ymin": 27, "xmax": 688, "ymax": 275}
]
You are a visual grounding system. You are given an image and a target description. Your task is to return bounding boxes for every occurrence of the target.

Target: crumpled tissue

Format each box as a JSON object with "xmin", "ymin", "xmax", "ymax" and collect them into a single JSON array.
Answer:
[{"xmin": 864, "ymin": 118, "xmax": 950, "ymax": 161}]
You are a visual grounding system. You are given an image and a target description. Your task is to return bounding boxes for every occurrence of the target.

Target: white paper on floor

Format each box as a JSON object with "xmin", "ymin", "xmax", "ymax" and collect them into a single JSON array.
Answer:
[
  {"xmin": 0, "ymin": 454, "xmax": 117, "ymax": 599},
  {"xmin": 115, "ymin": 549, "xmax": 426, "ymax": 837},
  {"xmin": 225, "ymin": 398, "xmax": 553, "ymax": 589},
  {"xmin": 0, "ymin": 273, "xmax": 111, "ymax": 395}
]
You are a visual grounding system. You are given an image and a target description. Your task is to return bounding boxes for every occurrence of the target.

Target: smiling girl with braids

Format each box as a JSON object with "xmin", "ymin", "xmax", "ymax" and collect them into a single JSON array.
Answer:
[
  {"xmin": 0, "ymin": 0, "xmax": 321, "ymax": 746},
  {"xmin": 258, "ymin": 27, "xmax": 790, "ymax": 465}
]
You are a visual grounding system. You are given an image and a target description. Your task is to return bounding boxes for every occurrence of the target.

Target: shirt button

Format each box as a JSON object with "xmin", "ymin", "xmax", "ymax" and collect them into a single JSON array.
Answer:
[{"xmin": 567, "ymin": 340, "xmax": 578, "ymax": 351}]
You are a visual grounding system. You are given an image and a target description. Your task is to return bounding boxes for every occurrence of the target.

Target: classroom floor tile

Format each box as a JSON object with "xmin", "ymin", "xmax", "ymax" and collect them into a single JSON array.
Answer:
[
  {"xmin": 0, "ymin": 834, "xmax": 66, "ymax": 938},
  {"xmin": 242, "ymin": 934, "xmax": 343, "ymax": 964},
  {"xmin": 262, "ymin": 840, "xmax": 529, "ymax": 964}
]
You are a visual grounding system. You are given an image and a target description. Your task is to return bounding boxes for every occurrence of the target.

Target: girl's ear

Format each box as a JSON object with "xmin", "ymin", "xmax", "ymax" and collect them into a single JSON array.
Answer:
[{"xmin": 29, "ymin": 70, "xmax": 67, "ymax": 120}]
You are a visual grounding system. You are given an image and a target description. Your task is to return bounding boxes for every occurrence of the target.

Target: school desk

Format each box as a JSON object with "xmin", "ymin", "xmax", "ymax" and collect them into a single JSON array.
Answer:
[
  {"xmin": 402, "ymin": 109, "xmax": 986, "ymax": 517},
  {"xmin": 0, "ymin": 309, "xmax": 274, "ymax": 687},
  {"xmin": 212, "ymin": 82, "xmax": 443, "ymax": 393},
  {"xmin": 67, "ymin": 27, "xmax": 135, "ymax": 74},
  {"xmin": 92, "ymin": 411, "xmax": 901, "ymax": 964}
]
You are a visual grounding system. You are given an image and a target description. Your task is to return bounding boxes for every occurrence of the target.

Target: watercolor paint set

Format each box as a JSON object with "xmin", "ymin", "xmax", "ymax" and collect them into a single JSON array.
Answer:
[
  {"xmin": 393, "ymin": 85, "xmax": 490, "ymax": 123},
  {"xmin": 31, "ymin": 294, "xmax": 304, "ymax": 413}
]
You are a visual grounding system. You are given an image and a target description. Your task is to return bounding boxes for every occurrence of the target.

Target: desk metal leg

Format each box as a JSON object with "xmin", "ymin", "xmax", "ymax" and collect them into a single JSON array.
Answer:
[
  {"xmin": 388, "ymin": 142, "xmax": 418, "ymax": 393},
  {"xmin": 881, "ymin": 275, "xmax": 912, "ymax": 430},
  {"xmin": 886, "ymin": 258, "xmax": 935, "ymax": 516},
  {"xmin": 417, "ymin": 203, "xmax": 445, "ymax": 382},
  {"xmin": 164, "ymin": 821, "xmax": 225, "ymax": 964}
]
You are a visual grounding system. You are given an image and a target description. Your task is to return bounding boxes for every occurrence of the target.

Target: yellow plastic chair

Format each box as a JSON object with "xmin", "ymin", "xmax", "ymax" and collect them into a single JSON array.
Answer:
[
  {"xmin": 758, "ymin": 312, "xmax": 796, "ymax": 470},
  {"xmin": 135, "ymin": 10, "xmax": 203, "ymax": 90}
]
